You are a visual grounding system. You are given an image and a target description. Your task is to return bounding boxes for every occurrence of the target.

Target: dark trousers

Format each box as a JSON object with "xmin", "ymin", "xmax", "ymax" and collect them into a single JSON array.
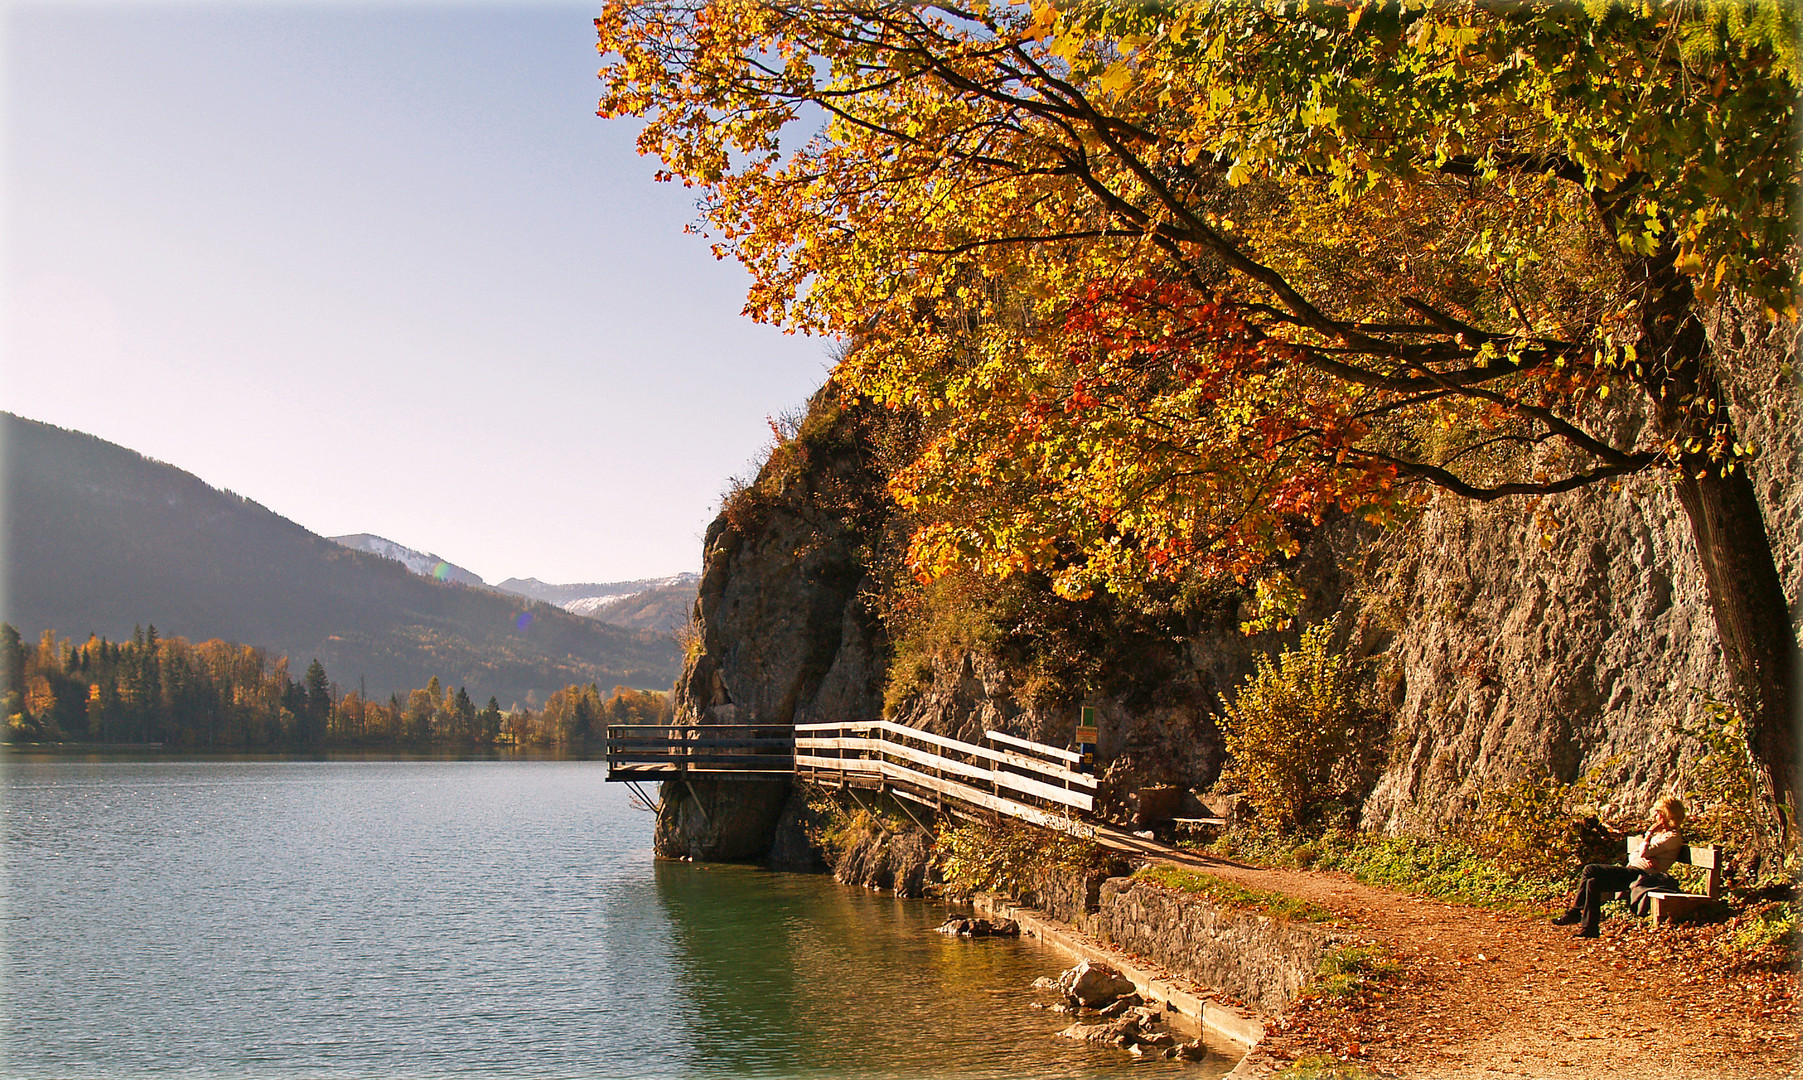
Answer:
[{"xmin": 1569, "ymin": 863, "xmax": 1646, "ymax": 931}]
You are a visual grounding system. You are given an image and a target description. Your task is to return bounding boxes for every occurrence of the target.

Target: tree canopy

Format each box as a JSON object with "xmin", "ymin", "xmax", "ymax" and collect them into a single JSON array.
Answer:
[{"xmin": 596, "ymin": 0, "xmax": 1799, "ymax": 809}]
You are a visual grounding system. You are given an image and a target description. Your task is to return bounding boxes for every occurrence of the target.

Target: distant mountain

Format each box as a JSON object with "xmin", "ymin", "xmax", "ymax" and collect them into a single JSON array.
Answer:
[
  {"xmin": 494, "ymin": 573, "xmax": 697, "ymax": 608},
  {"xmin": 493, "ymin": 573, "xmax": 698, "ymax": 634},
  {"xmin": 2, "ymin": 414, "xmax": 681, "ymax": 705},
  {"xmin": 330, "ymin": 533, "xmax": 486, "ymax": 587},
  {"xmin": 578, "ymin": 581, "xmax": 697, "ymax": 634}
]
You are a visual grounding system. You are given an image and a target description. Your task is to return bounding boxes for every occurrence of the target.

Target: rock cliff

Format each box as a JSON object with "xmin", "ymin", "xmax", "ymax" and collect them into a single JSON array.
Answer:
[
  {"xmin": 654, "ymin": 395, "xmax": 892, "ymax": 861},
  {"xmin": 658, "ymin": 303, "xmax": 1798, "ymax": 858}
]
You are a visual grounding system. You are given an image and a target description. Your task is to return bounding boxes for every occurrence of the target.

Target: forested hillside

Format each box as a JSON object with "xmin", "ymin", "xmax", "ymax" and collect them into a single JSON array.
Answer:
[
  {"xmin": 2, "ymin": 414, "xmax": 681, "ymax": 706},
  {"xmin": 1, "ymin": 620, "xmax": 672, "ymax": 751}
]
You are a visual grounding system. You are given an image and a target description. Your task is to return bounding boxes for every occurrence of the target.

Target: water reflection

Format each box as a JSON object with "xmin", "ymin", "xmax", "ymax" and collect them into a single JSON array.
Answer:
[
  {"xmin": 5, "ymin": 759, "xmax": 1232, "ymax": 1079},
  {"xmin": 654, "ymin": 861, "xmax": 1232, "ymax": 1079}
]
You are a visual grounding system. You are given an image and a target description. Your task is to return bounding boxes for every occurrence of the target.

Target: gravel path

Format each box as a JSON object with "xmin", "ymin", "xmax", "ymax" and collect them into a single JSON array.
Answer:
[{"xmin": 1090, "ymin": 830, "xmax": 1799, "ymax": 1079}]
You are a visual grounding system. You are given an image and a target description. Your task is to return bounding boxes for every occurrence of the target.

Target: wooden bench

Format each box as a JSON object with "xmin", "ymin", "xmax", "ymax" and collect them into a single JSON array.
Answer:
[{"xmin": 1627, "ymin": 834, "xmax": 1722, "ymax": 926}]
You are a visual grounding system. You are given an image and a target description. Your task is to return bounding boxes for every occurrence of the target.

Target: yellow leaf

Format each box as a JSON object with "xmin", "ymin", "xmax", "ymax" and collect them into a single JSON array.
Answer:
[{"xmin": 1097, "ymin": 61, "xmax": 1134, "ymax": 96}]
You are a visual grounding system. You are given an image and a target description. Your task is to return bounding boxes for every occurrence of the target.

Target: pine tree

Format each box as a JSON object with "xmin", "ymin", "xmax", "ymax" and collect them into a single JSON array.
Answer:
[
  {"xmin": 303, "ymin": 659, "xmax": 332, "ymax": 747},
  {"xmin": 480, "ymin": 696, "xmax": 503, "ymax": 746},
  {"xmin": 452, "ymin": 686, "xmax": 476, "ymax": 745}
]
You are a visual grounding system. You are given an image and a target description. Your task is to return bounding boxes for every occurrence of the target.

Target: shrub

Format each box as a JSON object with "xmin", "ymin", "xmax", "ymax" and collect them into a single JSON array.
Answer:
[
  {"xmin": 802, "ymin": 789, "xmax": 912, "ymax": 862},
  {"xmin": 1720, "ymin": 901, "xmax": 1799, "ymax": 967},
  {"xmin": 936, "ymin": 816, "xmax": 1102, "ymax": 900},
  {"xmin": 1477, "ymin": 761, "xmax": 1621, "ymax": 880},
  {"xmin": 1680, "ymin": 697, "xmax": 1796, "ymax": 885},
  {"xmin": 1219, "ymin": 621, "xmax": 1366, "ymax": 834}
]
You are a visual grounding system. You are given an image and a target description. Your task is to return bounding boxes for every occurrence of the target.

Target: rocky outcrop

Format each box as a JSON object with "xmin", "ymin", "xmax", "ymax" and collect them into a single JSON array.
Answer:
[
  {"xmin": 833, "ymin": 824, "xmax": 938, "ymax": 897},
  {"xmin": 1358, "ymin": 303, "xmax": 1800, "ymax": 831},
  {"xmin": 654, "ymin": 776, "xmax": 793, "ymax": 862},
  {"xmin": 653, "ymin": 395, "xmax": 893, "ymax": 862}
]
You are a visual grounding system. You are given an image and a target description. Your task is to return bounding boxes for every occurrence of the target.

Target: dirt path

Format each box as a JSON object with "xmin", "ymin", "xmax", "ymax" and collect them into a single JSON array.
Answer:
[{"xmin": 1102, "ymin": 835, "xmax": 1798, "ymax": 1079}]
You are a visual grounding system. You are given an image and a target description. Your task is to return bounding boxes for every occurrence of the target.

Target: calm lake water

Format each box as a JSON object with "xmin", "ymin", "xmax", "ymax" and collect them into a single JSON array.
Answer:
[{"xmin": 3, "ymin": 759, "xmax": 1233, "ymax": 1078}]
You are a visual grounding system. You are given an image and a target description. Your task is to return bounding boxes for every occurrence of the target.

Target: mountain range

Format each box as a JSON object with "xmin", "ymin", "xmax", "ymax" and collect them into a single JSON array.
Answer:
[
  {"xmin": 493, "ymin": 573, "xmax": 699, "ymax": 632},
  {"xmin": 322, "ymin": 535, "xmax": 699, "ymax": 634},
  {"xmin": 2, "ymin": 413, "xmax": 684, "ymax": 706}
]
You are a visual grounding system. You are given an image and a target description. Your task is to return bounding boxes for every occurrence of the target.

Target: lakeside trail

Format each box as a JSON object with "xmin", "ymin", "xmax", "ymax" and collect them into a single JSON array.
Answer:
[{"xmin": 1073, "ymin": 831, "xmax": 1799, "ymax": 1079}]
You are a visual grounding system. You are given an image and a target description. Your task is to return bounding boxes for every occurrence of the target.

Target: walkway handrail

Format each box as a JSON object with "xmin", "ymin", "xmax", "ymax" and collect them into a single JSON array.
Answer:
[
  {"xmin": 606, "ymin": 719, "xmax": 1097, "ymax": 832},
  {"xmin": 605, "ymin": 724, "xmax": 795, "ymax": 775},
  {"xmin": 793, "ymin": 720, "xmax": 1095, "ymax": 819}
]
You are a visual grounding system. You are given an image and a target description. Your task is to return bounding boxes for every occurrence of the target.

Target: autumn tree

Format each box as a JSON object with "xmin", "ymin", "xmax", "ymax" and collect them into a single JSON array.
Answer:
[{"xmin": 596, "ymin": 0, "xmax": 1800, "ymax": 812}]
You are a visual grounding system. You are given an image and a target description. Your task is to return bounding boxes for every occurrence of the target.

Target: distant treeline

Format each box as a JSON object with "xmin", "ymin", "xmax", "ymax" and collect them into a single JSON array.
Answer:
[{"xmin": 1, "ymin": 623, "xmax": 673, "ymax": 750}]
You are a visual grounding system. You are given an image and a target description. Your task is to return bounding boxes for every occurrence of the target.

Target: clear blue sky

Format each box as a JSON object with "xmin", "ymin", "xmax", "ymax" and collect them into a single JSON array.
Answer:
[{"xmin": 2, "ymin": 2, "xmax": 833, "ymax": 585}]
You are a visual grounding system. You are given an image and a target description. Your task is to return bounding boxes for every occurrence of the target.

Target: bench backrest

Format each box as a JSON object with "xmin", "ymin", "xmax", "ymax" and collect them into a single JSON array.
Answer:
[{"xmin": 1628, "ymin": 834, "xmax": 1721, "ymax": 898}]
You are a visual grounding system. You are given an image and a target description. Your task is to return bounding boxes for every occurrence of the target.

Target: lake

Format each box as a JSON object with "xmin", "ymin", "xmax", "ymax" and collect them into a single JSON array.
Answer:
[{"xmin": 3, "ymin": 758, "xmax": 1233, "ymax": 1078}]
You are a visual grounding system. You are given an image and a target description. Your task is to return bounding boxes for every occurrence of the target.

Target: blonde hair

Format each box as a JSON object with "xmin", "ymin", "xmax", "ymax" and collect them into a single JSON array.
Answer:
[{"xmin": 1655, "ymin": 796, "xmax": 1686, "ymax": 828}]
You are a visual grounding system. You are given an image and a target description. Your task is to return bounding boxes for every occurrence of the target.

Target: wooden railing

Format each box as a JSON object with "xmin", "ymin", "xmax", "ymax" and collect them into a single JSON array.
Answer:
[
  {"xmin": 604, "ymin": 724, "xmax": 794, "ymax": 776},
  {"xmin": 793, "ymin": 720, "xmax": 1096, "ymax": 834},
  {"xmin": 605, "ymin": 719, "xmax": 1097, "ymax": 836}
]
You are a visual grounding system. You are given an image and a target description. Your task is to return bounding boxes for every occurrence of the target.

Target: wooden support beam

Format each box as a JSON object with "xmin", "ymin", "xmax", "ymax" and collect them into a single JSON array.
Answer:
[{"xmin": 681, "ymin": 777, "xmax": 712, "ymax": 831}]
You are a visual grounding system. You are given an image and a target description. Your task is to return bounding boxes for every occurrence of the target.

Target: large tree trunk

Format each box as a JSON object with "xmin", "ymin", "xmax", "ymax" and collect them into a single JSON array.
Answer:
[
  {"xmin": 1631, "ymin": 247, "xmax": 1801, "ymax": 821},
  {"xmin": 1672, "ymin": 467, "xmax": 1798, "ymax": 816}
]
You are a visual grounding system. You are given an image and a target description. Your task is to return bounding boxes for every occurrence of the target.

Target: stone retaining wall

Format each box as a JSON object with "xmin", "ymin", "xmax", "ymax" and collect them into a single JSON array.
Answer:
[{"xmin": 1092, "ymin": 877, "xmax": 1340, "ymax": 1017}]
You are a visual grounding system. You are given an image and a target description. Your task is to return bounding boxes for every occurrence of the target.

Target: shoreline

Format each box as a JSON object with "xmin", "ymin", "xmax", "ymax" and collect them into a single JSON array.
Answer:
[{"xmin": 970, "ymin": 892, "xmax": 1266, "ymax": 1072}]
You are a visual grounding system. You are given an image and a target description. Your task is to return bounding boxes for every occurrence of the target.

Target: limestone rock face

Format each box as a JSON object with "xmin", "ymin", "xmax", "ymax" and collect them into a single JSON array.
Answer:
[
  {"xmin": 676, "ymin": 510, "xmax": 883, "ymax": 734},
  {"xmin": 1358, "ymin": 305, "xmax": 1800, "ymax": 831},
  {"xmin": 652, "ymin": 396, "xmax": 891, "ymax": 862},
  {"xmin": 833, "ymin": 826, "xmax": 937, "ymax": 898},
  {"xmin": 654, "ymin": 777, "xmax": 792, "ymax": 862}
]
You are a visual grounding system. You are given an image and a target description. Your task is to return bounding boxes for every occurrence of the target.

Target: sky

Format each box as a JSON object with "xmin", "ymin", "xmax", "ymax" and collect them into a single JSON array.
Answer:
[{"xmin": 1, "ymin": 1, "xmax": 834, "ymax": 586}]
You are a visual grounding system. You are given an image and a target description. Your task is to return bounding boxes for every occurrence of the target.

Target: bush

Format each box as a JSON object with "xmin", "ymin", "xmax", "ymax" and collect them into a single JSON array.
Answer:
[
  {"xmin": 1219, "ymin": 621, "xmax": 1367, "ymax": 834},
  {"xmin": 1680, "ymin": 697, "xmax": 1796, "ymax": 885},
  {"xmin": 1477, "ymin": 762, "xmax": 1621, "ymax": 880},
  {"xmin": 936, "ymin": 816, "xmax": 1102, "ymax": 900},
  {"xmin": 1720, "ymin": 901, "xmax": 1799, "ymax": 967}
]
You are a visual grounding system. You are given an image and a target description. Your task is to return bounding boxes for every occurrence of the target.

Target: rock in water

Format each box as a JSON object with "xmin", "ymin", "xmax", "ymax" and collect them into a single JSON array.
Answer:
[
  {"xmin": 934, "ymin": 915, "xmax": 1023, "ymax": 937},
  {"xmin": 1057, "ymin": 959, "xmax": 1137, "ymax": 1008},
  {"xmin": 1056, "ymin": 1017, "xmax": 1141, "ymax": 1045}
]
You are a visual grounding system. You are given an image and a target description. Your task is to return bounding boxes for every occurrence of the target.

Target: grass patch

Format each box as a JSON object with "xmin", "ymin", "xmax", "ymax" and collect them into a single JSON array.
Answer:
[
  {"xmin": 1722, "ymin": 901, "xmax": 1799, "ymax": 963},
  {"xmin": 1276, "ymin": 1055, "xmax": 1384, "ymax": 1080},
  {"xmin": 1313, "ymin": 944, "xmax": 1402, "ymax": 1000},
  {"xmin": 1134, "ymin": 864, "xmax": 1331, "ymax": 922},
  {"xmin": 1209, "ymin": 829, "xmax": 1567, "ymax": 909}
]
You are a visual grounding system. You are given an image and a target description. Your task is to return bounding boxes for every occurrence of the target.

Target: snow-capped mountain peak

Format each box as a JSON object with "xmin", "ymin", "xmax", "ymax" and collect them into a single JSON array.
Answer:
[{"xmin": 330, "ymin": 534, "xmax": 486, "ymax": 587}]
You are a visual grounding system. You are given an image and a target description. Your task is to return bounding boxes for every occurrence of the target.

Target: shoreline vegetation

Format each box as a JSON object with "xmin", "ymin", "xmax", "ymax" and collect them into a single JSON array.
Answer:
[{"xmin": 0, "ymin": 621, "xmax": 672, "ymax": 753}]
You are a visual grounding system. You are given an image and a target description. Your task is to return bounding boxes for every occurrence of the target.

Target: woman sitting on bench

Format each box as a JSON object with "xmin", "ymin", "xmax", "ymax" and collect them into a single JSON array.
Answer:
[{"xmin": 1552, "ymin": 796, "xmax": 1684, "ymax": 938}]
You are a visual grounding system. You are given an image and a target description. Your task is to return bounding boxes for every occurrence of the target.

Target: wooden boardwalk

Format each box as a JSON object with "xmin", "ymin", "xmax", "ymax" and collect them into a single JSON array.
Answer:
[{"xmin": 604, "ymin": 720, "xmax": 1097, "ymax": 835}]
